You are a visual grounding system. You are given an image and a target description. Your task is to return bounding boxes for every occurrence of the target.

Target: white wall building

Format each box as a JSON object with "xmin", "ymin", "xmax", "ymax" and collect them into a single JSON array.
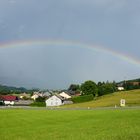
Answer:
[
  {"xmin": 59, "ymin": 92, "xmax": 71, "ymax": 99},
  {"xmin": 45, "ymin": 95, "xmax": 64, "ymax": 107},
  {"xmin": 0, "ymin": 95, "xmax": 18, "ymax": 106},
  {"xmin": 31, "ymin": 94, "xmax": 39, "ymax": 100},
  {"xmin": 117, "ymin": 87, "xmax": 124, "ymax": 91},
  {"xmin": 4, "ymin": 101, "xmax": 15, "ymax": 105}
]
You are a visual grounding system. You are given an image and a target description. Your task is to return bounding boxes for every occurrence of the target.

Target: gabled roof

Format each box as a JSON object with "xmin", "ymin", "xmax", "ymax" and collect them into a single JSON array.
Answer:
[
  {"xmin": 0, "ymin": 95, "xmax": 18, "ymax": 101},
  {"xmin": 54, "ymin": 94, "xmax": 64, "ymax": 100},
  {"xmin": 46, "ymin": 94, "xmax": 64, "ymax": 101},
  {"xmin": 59, "ymin": 92, "xmax": 71, "ymax": 99},
  {"xmin": 43, "ymin": 92, "xmax": 51, "ymax": 96},
  {"xmin": 20, "ymin": 93, "xmax": 30, "ymax": 98}
]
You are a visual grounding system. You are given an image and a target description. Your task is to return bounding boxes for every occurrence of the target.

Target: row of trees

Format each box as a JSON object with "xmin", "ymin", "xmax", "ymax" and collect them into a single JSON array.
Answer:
[
  {"xmin": 123, "ymin": 81, "xmax": 140, "ymax": 90},
  {"xmin": 0, "ymin": 84, "xmax": 38, "ymax": 95},
  {"xmin": 68, "ymin": 80, "xmax": 117, "ymax": 97}
]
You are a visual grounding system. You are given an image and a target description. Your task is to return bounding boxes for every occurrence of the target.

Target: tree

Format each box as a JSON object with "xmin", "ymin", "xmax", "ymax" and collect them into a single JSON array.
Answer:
[
  {"xmin": 97, "ymin": 82, "xmax": 103, "ymax": 86},
  {"xmin": 98, "ymin": 82, "xmax": 116, "ymax": 96},
  {"xmin": 81, "ymin": 80, "xmax": 98, "ymax": 96},
  {"xmin": 68, "ymin": 84, "xmax": 80, "ymax": 91}
]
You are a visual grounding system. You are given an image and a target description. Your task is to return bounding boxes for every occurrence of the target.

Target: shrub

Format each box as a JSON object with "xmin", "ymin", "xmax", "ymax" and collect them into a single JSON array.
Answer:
[
  {"xmin": 35, "ymin": 96, "xmax": 46, "ymax": 102},
  {"xmin": 0, "ymin": 101, "xmax": 4, "ymax": 106},
  {"xmin": 30, "ymin": 102, "xmax": 46, "ymax": 107},
  {"xmin": 71, "ymin": 94, "xmax": 94, "ymax": 103}
]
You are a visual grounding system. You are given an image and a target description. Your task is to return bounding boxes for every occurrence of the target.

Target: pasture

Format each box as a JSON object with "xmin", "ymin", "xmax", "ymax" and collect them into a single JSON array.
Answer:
[
  {"xmin": 63, "ymin": 89, "xmax": 140, "ymax": 108},
  {"xmin": 0, "ymin": 109, "xmax": 140, "ymax": 140}
]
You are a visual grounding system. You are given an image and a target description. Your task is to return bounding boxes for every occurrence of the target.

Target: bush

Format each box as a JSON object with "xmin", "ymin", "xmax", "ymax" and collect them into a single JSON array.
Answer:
[
  {"xmin": 71, "ymin": 94, "xmax": 94, "ymax": 103},
  {"xmin": 30, "ymin": 102, "xmax": 46, "ymax": 107},
  {"xmin": 35, "ymin": 96, "xmax": 46, "ymax": 102},
  {"xmin": 0, "ymin": 101, "xmax": 4, "ymax": 106}
]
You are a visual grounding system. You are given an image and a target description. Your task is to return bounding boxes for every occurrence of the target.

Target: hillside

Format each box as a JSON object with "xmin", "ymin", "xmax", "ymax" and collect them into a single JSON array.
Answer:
[
  {"xmin": 0, "ymin": 84, "xmax": 27, "ymax": 94},
  {"xmin": 118, "ymin": 78, "xmax": 140, "ymax": 83},
  {"xmin": 63, "ymin": 89, "xmax": 140, "ymax": 108}
]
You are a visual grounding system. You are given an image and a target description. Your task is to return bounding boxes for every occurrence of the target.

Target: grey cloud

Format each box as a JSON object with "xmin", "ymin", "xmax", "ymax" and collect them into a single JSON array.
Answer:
[{"xmin": 0, "ymin": 0, "xmax": 140, "ymax": 88}]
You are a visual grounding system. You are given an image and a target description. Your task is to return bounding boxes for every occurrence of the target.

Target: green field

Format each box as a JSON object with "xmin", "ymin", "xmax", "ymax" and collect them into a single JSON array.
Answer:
[
  {"xmin": 63, "ymin": 89, "xmax": 140, "ymax": 108},
  {"xmin": 0, "ymin": 109, "xmax": 140, "ymax": 140}
]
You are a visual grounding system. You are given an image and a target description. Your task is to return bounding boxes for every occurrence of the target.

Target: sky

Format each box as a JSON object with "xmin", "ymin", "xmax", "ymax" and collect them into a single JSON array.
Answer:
[{"xmin": 0, "ymin": 0, "xmax": 140, "ymax": 89}]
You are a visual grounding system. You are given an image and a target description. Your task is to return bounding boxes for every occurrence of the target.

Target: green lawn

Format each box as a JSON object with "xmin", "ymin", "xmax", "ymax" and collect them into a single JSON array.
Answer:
[
  {"xmin": 63, "ymin": 89, "xmax": 140, "ymax": 108},
  {"xmin": 0, "ymin": 109, "xmax": 140, "ymax": 140}
]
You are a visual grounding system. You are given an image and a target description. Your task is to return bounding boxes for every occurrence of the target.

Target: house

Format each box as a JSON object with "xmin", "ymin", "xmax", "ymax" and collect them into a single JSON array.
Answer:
[
  {"xmin": 129, "ymin": 82, "xmax": 140, "ymax": 86},
  {"xmin": 0, "ymin": 95, "xmax": 18, "ymax": 105},
  {"xmin": 59, "ymin": 92, "xmax": 71, "ymax": 99},
  {"xmin": 31, "ymin": 94, "xmax": 39, "ymax": 100},
  {"xmin": 42, "ymin": 91, "xmax": 51, "ymax": 97},
  {"xmin": 67, "ymin": 90, "xmax": 81, "ymax": 97},
  {"xmin": 31, "ymin": 91, "xmax": 43, "ymax": 100},
  {"xmin": 19, "ymin": 92, "xmax": 30, "ymax": 99},
  {"xmin": 117, "ymin": 87, "xmax": 124, "ymax": 91},
  {"xmin": 45, "ymin": 94, "xmax": 64, "ymax": 107}
]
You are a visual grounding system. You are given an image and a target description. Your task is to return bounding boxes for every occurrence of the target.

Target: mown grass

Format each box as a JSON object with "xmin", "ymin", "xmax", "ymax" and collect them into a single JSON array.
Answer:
[
  {"xmin": 0, "ymin": 109, "xmax": 140, "ymax": 140},
  {"xmin": 63, "ymin": 89, "xmax": 140, "ymax": 108}
]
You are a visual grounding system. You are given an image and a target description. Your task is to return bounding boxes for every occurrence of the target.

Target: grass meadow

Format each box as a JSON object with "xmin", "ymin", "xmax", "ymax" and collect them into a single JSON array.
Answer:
[
  {"xmin": 63, "ymin": 89, "xmax": 140, "ymax": 108},
  {"xmin": 0, "ymin": 109, "xmax": 140, "ymax": 140}
]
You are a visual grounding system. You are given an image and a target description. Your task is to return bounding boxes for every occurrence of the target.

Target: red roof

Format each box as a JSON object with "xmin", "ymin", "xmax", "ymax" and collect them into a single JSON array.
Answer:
[{"xmin": 0, "ymin": 95, "xmax": 18, "ymax": 101}]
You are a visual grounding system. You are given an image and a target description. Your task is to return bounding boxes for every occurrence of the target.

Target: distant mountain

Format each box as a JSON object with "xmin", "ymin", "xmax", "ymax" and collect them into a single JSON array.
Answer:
[{"xmin": 0, "ymin": 84, "xmax": 28, "ymax": 95}]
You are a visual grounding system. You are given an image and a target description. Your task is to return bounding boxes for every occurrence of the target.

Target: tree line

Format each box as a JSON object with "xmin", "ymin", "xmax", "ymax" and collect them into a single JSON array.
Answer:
[
  {"xmin": 68, "ymin": 79, "xmax": 140, "ymax": 97},
  {"xmin": 68, "ymin": 80, "xmax": 117, "ymax": 97}
]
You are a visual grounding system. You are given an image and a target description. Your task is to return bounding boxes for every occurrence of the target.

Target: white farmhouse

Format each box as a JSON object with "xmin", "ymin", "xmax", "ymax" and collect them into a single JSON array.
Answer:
[{"xmin": 45, "ymin": 94, "xmax": 64, "ymax": 107}]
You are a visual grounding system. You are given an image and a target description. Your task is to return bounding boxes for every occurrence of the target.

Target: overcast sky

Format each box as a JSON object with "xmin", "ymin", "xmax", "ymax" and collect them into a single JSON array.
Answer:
[{"xmin": 0, "ymin": 0, "xmax": 140, "ymax": 89}]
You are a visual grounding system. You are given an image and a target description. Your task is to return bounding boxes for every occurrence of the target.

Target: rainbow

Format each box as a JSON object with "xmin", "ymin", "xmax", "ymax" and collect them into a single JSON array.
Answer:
[{"xmin": 0, "ymin": 39, "xmax": 140, "ymax": 66}]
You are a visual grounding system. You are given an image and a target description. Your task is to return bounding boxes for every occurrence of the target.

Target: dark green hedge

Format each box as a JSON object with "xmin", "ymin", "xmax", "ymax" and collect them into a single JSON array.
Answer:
[
  {"xmin": 0, "ymin": 101, "xmax": 4, "ymax": 106},
  {"xmin": 30, "ymin": 102, "xmax": 46, "ymax": 107},
  {"xmin": 71, "ymin": 94, "xmax": 94, "ymax": 103}
]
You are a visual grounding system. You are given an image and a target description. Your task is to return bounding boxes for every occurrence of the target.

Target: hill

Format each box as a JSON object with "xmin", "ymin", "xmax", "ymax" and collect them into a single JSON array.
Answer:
[
  {"xmin": 118, "ymin": 78, "xmax": 140, "ymax": 83},
  {"xmin": 63, "ymin": 89, "xmax": 140, "ymax": 108},
  {"xmin": 0, "ymin": 84, "xmax": 28, "ymax": 94}
]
